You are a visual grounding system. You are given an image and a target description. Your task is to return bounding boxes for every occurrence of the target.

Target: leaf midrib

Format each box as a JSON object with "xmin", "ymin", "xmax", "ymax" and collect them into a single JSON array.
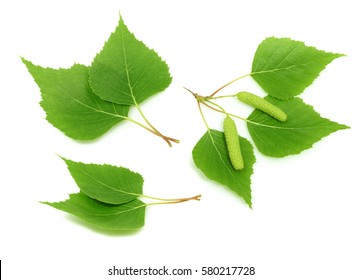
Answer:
[
  {"xmin": 92, "ymin": 203, "xmax": 146, "ymax": 217},
  {"xmin": 252, "ymin": 57, "xmax": 333, "ymax": 76},
  {"xmin": 207, "ymin": 130, "xmax": 244, "ymax": 191},
  {"xmin": 119, "ymin": 24, "xmax": 158, "ymax": 105},
  {"xmin": 120, "ymin": 26, "xmax": 137, "ymax": 106},
  {"xmin": 75, "ymin": 166, "xmax": 141, "ymax": 197},
  {"xmin": 248, "ymin": 119, "xmax": 344, "ymax": 130}
]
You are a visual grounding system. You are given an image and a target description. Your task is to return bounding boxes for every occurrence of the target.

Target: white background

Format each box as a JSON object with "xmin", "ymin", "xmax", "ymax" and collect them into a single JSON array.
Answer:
[{"xmin": 1, "ymin": 0, "xmax": 361, "ymax": 279}]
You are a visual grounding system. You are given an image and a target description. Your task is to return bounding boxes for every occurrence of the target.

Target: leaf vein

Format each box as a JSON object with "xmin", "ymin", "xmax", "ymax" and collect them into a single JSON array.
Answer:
[{"xmin": 55, "ymin": 86, "xmax": 125, "ymax": 119}]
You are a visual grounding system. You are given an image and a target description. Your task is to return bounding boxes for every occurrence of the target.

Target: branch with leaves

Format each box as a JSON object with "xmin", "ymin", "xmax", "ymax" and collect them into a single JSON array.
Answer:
[
  {"xmin": 22, "ymin": 15, "xmax": 178, "ymax": 146},
  {"xmin": 189, "ymin": 37, "xmax": 349, "ymax": 208},
  {"xmin": 44, "ymin": 158, "xmax": 200, "ymax": 231}
]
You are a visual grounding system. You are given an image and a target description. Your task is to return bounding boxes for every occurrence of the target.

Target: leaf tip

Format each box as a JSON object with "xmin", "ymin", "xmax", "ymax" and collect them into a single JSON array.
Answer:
[
  {"xmin": 117, "ymin": 11, "xmax": 124, "ymax": 20},
  {"xmin": 340, "ymin": 124, "xmax": 350, "ymax": 130},
  {"xmin": 39, "ymin": 200, "xmax": 52, "ymax": 206},
  {"xmin": 20, "ymin": 57, "xmax": 33, "ymax": 69},
  {"xmin": 245, "ymin": 196, "xmax": 253, "ymax": 209},
  {"xmin": 335, "ymin": 52, "xmax": 347, "ymax": 58},
  {"xmin": 57, "ymin": 154, "xmax": 71, "ymax": 164}
]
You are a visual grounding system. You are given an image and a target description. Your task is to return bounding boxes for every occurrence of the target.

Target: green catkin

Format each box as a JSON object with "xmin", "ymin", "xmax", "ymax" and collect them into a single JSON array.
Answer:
[
  {"xmin": 223, "ymin": 116, "xmax": 244, "ymax": 170},
  {"xmin": 237, "ymin": 91, "xmax": 287, "ymax": 122}
]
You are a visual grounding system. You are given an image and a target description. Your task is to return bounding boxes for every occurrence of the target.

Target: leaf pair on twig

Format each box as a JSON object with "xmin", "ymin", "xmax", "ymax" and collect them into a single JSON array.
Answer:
[
  {"xmin": 45, "ymin": 158, "xmax": 200, "ymax": 231},
  {"xmin": 23, "ymin": 15, "xmax": 178, "ymax": 146}
]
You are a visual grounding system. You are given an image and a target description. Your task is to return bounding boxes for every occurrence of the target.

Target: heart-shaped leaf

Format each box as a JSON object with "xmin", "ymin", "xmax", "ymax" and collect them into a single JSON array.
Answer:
[
  {"xmin": 251, "ymin": 37, "xmax": 344, "ymax": 99},
  {"xmin": 43, "ymin": 193, "xmax": 145, "ymax": 231},
  {"xmin": 192, "ymin": 130, "xmax": 255, "ymax": 207},
  {"xmin": 22, "ymin": 59, "xmax": 129, "ymax": 140},
  {"xmin": 247, "ymin": 96, "xmax": 349, "ymax": 157},
  {"xmin": 89, "ymin": 15, "xmax": 172, "ymax": 105},
  {"xmin": 62, "ymin": 158, "xmax": 143, "ymax": 205}
]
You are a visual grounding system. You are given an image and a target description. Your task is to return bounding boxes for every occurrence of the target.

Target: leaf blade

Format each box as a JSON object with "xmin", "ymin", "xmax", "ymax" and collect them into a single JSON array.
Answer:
[
  {"xmin": 22, "ymin": 59, "xmax": 130, "ymax": 140},
  {"xmin": 251, "ymin": 37, "xmax": 344, "ymax": 99},
  {"xmin": 89, "ymin": 15, "xmax": 172, "ymax": 105},
  {"xmin": 62, "ymin": 158, "xmax": 143, "ymax": 204},
  {"xmin": 247, "ymin": 97, "xmax": 349, "ymax": 157},
  {"xmin": 43, "ymin": 193, "xmax": 145, "ymax": 231},
  {"xmin": 192, "ymin": 130, "xmax": 255, "ymax": 207}
]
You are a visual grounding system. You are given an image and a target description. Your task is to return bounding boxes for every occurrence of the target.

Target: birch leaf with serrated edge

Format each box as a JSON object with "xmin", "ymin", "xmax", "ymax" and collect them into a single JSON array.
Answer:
[
  {"xmin": 62, "ymin": 158, "xmax": 143, "ymax": 204},
  {"xmin": 192, "ymin": 130, "xmax": 255, "ymax": 208},
  {"xmin": 89, "ymin": 15, "xmax": 172, "ymax": 105},
  {"xmin": 251, "ymin": 37, "xmax": 344, "ymax": 99},
  {"xmin": 43, "ymin": 193, "xmax": 145, "ymax": 231},
  {"xmin": 22, "ymin": 59, "xmax": 130, "ymax": 140},
  {"xmin": 247, "ymin": 96, "xmax": 349, "ymax": 157}
]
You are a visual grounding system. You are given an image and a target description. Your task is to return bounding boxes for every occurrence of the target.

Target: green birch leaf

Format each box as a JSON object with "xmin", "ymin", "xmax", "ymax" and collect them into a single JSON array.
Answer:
[
  {"xmin": 192, "ymin": 130, "xmax": 255, "ymax": 207},
  {"xmin": 247, "ymin": 96, "xmax": 349, "ymax": 157},
  {"xmin": 43, "ymin": 193, "xmax": 145, "ymax": 231},
  {"xmin": 22, "ymin": 59, "xmax": 130, "ymax": 140},
  {"xmin": 89, "ymin": 15, "xmax": 172, "ymax": 105},
  {"xmin": 251, "ymin": 37, "xmax": 344, "ymax": 99},
  {"xmin": 62, "ymin": 158, "xmax": 143, "ymax": 205}
]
